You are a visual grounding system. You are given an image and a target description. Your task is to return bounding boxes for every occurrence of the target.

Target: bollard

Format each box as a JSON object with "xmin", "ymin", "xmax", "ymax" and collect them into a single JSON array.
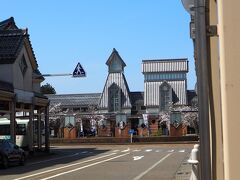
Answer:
[{"xmin": 188, "ymin": 144, "xmax": 200, "ymax": 180}]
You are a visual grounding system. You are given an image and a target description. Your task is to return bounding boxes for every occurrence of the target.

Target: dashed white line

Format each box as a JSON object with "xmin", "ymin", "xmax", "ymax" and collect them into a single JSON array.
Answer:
[
  {"xmin": 178, "ymin": 149, "xmax": 185, "ymax": 153},
  {"xmin": 121, "ymin": 148, "xmax": 130, "ymax": 152},
  {"xmin": 133, "ymin": 149, "xmax": 141, "ymax": 152},
  {"xmin": 167, "ymin": 149, "xmax": 174, "ymax": 153},
  {"xmin": 145, "ymin": 149, "xmax": 152, "ymax": 152}
]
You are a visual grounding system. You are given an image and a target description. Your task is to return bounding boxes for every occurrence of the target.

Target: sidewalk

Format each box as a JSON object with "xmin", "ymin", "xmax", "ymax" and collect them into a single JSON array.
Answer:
[{"xmin": 174, "ymin": 153, "xmax": 192, "ymax": 180}]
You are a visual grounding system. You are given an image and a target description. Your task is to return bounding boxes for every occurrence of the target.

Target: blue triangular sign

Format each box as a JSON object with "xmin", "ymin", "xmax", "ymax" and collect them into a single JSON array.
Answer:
[{"xmin": 73, "ymin": 62, "xmax": 86, "ymax": 77}]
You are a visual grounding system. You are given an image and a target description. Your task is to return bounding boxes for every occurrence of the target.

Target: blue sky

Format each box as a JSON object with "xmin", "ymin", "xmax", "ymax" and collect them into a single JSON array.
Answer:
[{"xmin": 1, "ymin": 0, "xmax": 195, "ymax": 94}]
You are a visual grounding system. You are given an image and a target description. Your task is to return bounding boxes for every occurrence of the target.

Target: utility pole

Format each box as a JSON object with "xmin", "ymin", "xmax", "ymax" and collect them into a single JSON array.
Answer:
[{"xmin": 181, "ymin": 0, "xmax": 212, "ymax": 179}]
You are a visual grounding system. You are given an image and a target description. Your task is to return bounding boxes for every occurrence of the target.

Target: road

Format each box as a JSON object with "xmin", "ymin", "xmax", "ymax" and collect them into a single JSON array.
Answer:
[{"xmin": 0, "ymin": 144, "xmax": 192, "ymax": 180}]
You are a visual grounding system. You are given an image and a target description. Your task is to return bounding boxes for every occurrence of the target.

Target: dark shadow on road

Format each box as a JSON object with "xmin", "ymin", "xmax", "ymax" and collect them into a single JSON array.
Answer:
[{"xmin": 0, "ymin": 146, "xmax": 110, "ymax": 176}]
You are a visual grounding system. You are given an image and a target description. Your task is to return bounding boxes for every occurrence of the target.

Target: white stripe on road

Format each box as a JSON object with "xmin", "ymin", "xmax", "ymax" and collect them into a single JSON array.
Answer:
[
  {"xmin": 27, "ymin": 153, "xmax": 79, "ymax": 166},
  {"xmin": 133, "ymin": 153, "xmax": 172, "ymax": 180},
  {"xmin": 133, "ymin": 156, "xmax": 144, "ymax": 161},
  {"xmin": 167, "ymin": 149, "xmax": 174, "ymax": 153},
  {"xmin": 14, "ymin": 153, "xmax": 116, "ymax": 180},
  {"xmin": 145, "ymin": 149, "xmax": 152, "ymax": 152},
  {"xmin": 179, "ymin": 149, "xmax": 185, "ymax": 153},
  {"xmin": 40, "ymin": 152, "xmax": 130, "ymax": 180},
  {"xmin": 81, "ymin": 151, "xmax": 88, "ymax": 154},
  {"xmin": 133, "ymin": 149, "xmax": 141, "ymax": 152},
  {"xmin": 112, "ymin": 150, "xmax": 120, "ymax": 152},
  {"xmin": 121, "ymin": 148, "xmax": 130, "ymax": 152}
]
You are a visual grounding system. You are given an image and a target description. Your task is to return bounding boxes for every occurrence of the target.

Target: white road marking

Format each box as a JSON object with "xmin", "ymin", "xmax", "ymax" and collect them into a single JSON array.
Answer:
[
  {"xmin": 133, "ymin": 153, "xmax": 173, "ymax": 180},
  {"xmin": 27, "ymin": 153, "xmax": 79, "ymax": 166},
  {"xmin": 13, "ymin": 153, "xmax": 116, "ymax": 180},
  {"xmin": 40, "ymin": 152, "xmax": 130, "ymax": 180},
  {"xmin": 112, "ymin": 150, "xmax": 120, "ymax": 152},
  {"xmin": 178, "ymin": 149, "xmax": 185, "ymax": 152},
  {"xmin": 133, "ymin": 156, "xmax": 144, "ymax": 161},
  {"xmin": 133, "ymin": 149, "xmax": 141, "ymax": 152},
  {"xmin": 167, "ymin": 149, "xmax": 174, "ymax": 153},
  {"xmin": 121, "ymin": 148, "xmax": 130, "ymax": 152},
  {"xmin": 179, "ymin": 149, "xmax": 185, "ymax": 153},
  {"xmin": 145, "ymin": 149, "xmax": 152, "ymax": 152},
  {"xmin": 81, "ymin": 151, "xmax": 88, "ymax": 154}
]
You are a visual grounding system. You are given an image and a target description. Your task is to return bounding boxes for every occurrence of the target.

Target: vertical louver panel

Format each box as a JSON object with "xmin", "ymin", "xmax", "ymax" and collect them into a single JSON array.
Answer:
[
  {"xmin": 144, "ymin": 80, "xmax": 187, "ymax": 106},
  {"xmin": 142, "ymin": 59, "xmax": 188, "ymax": 73},
  {"xmin": 99, "ymin": 73, "xmax": 132, "ymax": 109}
]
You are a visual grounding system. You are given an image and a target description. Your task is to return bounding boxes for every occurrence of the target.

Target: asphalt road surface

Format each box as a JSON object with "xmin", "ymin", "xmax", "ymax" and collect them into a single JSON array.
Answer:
[{"xmin": 0, "ymin": 144, "xmax": 193, "ymax": 180}]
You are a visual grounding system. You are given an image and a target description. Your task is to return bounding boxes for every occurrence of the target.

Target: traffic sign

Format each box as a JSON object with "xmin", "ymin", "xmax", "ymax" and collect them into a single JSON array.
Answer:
[
  {"xmin": 73, "ymin": 62, "xmax": 86, "ymax": 77},
  {"xmin": 128, "ymin": 129, "xmax": 135, "ymax": 134}
]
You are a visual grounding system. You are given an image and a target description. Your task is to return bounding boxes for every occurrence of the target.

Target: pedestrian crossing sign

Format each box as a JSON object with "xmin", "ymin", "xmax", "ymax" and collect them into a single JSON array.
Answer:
[{"xmin": 72, "ymin": 62, "xmax": 86, "ymax": 77}]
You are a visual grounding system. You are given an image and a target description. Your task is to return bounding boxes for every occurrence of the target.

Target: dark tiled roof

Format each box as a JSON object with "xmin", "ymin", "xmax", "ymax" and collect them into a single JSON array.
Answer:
[
  {"xmin": 47, "ymin": 93, "xmax": 102, "ymax": 107},
  {"xmin": 0, "ymin": 80, "xmax": 14, "ymax": 92},
  {"xmin": 0, "ymin": 29, "xmax": 26, "ymax": 63},
  {"xmin": 130, "ymin": 91, "xmax": 144, "ymax": 106},
  {"xmin": 0, "ymin": 17, "xmax": 18, "ymax": 30},
  {"xmin": 33, "ymin": 69, "xmax": 45, "ymax": 81},
  {"xmin": 0, "ymin": 18, "xmax": 38, "ymax": 67}
]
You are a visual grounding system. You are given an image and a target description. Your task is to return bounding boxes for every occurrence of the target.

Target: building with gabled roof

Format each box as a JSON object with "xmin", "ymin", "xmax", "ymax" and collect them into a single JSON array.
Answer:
[
  {"xmin": 0, "ymin": 17, "xmax": 49, "ymax": 151},
  {"xmin": 142, "ymin": 59, "xmax": 188, "ymax": 113},
  {"xmin": 99, "ymin": 48, "xmax": 132, "ymax": 113},
  {"xmin": 47, "ymin": 49, "xmax": 196, "ymax": 138}
]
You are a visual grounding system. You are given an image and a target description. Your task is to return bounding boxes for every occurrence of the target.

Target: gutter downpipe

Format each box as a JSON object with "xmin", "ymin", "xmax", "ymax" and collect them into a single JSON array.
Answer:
[{"xmin": 195, "ymin": 0, "xmax": 212, "ymax": 179}]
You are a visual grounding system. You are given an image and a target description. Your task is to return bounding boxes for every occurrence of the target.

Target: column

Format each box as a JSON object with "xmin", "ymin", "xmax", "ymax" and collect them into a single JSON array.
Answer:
[
  {"xmin": 28, "ymin": 104, "xmax": 34, "ymax": 152},
  {"xmin": 10, "ymin": 98, "xmax": 16, "ymax": 144},
  {"xmin": 45, "ymin": 105, "xmax": 50, "ymax": 152}
]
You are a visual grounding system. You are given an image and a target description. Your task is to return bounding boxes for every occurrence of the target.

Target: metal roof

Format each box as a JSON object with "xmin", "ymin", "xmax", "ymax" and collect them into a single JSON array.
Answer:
[
  {"xmin": 47, "ymin": 93, "xmax": 102, "ymax": 107},
  {"xmin": 142, "ymin": 58, "xmax": 188, "ymax": 73}
]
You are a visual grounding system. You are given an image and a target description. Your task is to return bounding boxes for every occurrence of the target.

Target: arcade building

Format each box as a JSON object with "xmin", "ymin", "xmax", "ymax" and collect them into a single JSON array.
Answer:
[
  {"xmin": 48, "ymin": 49, "xmax": 197, "ymax": 139},
  {"xmin": 0, "ymin": 17, "xmax": 49, "ymax": 151}
]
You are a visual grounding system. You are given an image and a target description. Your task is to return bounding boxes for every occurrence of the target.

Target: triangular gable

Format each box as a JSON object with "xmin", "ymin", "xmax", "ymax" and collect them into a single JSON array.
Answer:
[
  {"xmin": 0, "ymin": 17, "xmax": 18, "ymax": 30},
  {"xmin": 23, "ymin": 32, "xmax": 38, "ymax": 70},
  {"xmin": 106, "ymin": 48, "xmax": 126, "ymax": 67},
  {"xmin": 99, "ymin": 73, "xmax": 132, "ymax": 109}
]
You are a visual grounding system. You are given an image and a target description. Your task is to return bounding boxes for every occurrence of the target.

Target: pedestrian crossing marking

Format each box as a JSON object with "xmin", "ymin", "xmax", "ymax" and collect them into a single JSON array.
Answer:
[
  {"xmin": 121, "ymin": 148, "xmax": 130, "ymax": 152},
  {"xmin": 178, "ymin": 150, "xmax": 185, "ymax": 152},
  {"xmin": 145, "ymin": 149, "xmax": 153, "ymax": 152},
  {"xmin": 133, "ymin": 149, "xmax": 141, "ymax": 152}
]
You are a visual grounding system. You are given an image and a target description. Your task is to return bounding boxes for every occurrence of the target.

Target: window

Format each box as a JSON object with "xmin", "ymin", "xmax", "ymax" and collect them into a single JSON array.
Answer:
[
  {"xmin": 170, "ymin": 112, "xmax": 182, "ymax": 128},
  {"xmin": 159, "ymin": 82, "xmax": 172, "ymax": 111},
  {"xmin": 19, "ymin": 55, "xmax": 27, "ymax": 76},
  {"xmin": 0, "ymin": 125, "xmax": 10, "ymax": 135},
  {"xmin": 65, "ymin": 116, "xmax": 75, "ymax": 127},
  {"xmin": 16, "ymin": 124, "xmax": 26, "ymax": 135},
  {"xmin": 108, "ymin": 83, "xmax": 121, "ymax": 112}
]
